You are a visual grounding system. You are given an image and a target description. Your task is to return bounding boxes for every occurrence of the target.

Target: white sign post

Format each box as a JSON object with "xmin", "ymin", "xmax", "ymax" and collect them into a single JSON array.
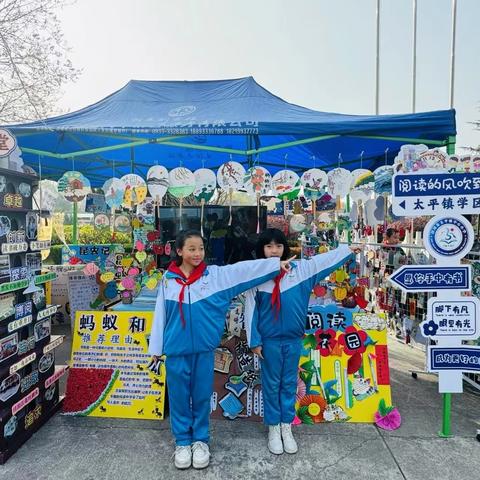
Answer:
[{"xmin": 391, "ymin": 164, "xmax": 477, "ymax": 437}]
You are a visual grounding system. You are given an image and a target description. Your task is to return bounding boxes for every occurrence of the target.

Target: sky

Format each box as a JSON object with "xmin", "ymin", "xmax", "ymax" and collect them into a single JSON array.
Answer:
[{"xmin": 56, "ymin": 0, "xmax": 480, "ymax": 152}]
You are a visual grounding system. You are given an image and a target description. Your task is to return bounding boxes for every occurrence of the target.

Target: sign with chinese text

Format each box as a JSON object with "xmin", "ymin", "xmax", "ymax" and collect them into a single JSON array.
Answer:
[
  {"xmin": 428, "ymin": 346, "xmax": 480, "ymax": 374},
  {"xmin": 62, "ymin": 244, "xmax": 117, "ymax": 267},
  {"xmin": 392, "ymin": 172, "xmax": 480, "ymax": 216},
  {"xmin": 63, "ymin": 311, "xmax": 165, "ymax": 420},
  {"xmin": 422, "ymin": 298, "xmax": 480, "ymax": 340},
  {"xmin": 389, "ymin": 265, "xmax": 471, "ymax": 292}
]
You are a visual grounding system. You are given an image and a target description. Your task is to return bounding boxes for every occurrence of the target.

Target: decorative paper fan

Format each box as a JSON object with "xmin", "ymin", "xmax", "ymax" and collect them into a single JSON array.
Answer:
[
  {"xmin": 58, "ymin": 171, "xmax": 91, "ymax": 202},
  {"xmin": 300, "ymin": 168, "xmax": 327, "ymax": 199},
  {"xmin": 244, "ymin": 166, "xmax": 272, "ymax": 197},
  {"xmin": 217, "ymin": 161, "xmax": 246, "ymax": 225},
  {"xmin": 216, "ymin": 161, "xmax": 245, "ymax": 191},
  {"xmin": 121, "ymin": 174, "xmax": 147, "ymax": 208},
  {"xmin": 102, "ymin": 177, "xmax": 125, "ymax": 209},
  {"xmin": 147, "ymin": 165, "xmax": 169, "ymax": 203},
  {"xmin": 168, "ymin": 167, "xmax": 195, "ymax": 198},
  {"xmin": 327, "ymin": 168, "xmax": 351, "ymax": 198},
  {"xmin": 168, "ymin": 167, "xmax": 195, "ymax": 229},
  {"xmin": 393, "ymin": 144, "xmax": 428, "ymax": 172},
  {"xmin": 350, "ymin": 169, "xmax": 374, "ymax": 202},
  {"xmin": 194, "ymin": 168, "xmax": 217, "ymax": 236},
  {"xmin": 373, "ymin": 166, "xmax": 393, "ymax": 194},
  {"xmin": 271, "ymin": 169, "xmax": 300, "ymax": 200},
  {"xmin": 245, "ymin": 166, "xmax": 273, "ymax": 233},
  {"xmin": 194, "ymin": 168, "xmax": 217, "ymax": 202}
]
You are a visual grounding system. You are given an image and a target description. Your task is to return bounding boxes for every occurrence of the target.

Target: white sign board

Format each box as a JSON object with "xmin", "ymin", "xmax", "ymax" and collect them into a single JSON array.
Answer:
[
  {"xmin": 392, "ymin": 172, "xmax": 480, "ymax": 216},
  {"xmin": 421, "ymin": 297, "xmax": 480, "ymax": 340}
]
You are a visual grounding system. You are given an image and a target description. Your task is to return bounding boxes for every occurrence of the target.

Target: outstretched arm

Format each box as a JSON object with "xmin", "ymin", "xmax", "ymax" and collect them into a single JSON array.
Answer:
[{"xmin": 148, "ymin": 281, "xmax": 166, "ymax": 357}]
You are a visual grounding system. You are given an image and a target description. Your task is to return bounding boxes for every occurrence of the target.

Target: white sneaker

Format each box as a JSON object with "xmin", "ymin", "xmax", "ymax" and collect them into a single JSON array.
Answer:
[
  {"xmin": 174, "ymin": 445, "xmax": 192, "ymax": 469},
  {"xmin": 268, "ymin": 424, "xmax": 283, "ymax": 454},
  {"xmin": 281, "ymin": 423, "xmax": 298, "ymax": 454},
  {"xmin": 192, "ymin": 441, "xmax": 210, "ymax": 469}
]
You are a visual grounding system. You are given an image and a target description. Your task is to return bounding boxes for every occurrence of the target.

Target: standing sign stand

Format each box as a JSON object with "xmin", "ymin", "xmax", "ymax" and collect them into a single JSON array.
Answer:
[{"xmin": 391, "ymin": 167, "xmax": 479, "ymax": 437}]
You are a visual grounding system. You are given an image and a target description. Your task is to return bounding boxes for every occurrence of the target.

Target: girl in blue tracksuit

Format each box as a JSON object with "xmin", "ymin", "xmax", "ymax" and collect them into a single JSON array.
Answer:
[
  {"xmin": 245, "ymin": 228, "xmax": 356, "ymax": 455},
  {"xmin": 149, "ymin": 230, "xmax": 293, "ymax": 470}
]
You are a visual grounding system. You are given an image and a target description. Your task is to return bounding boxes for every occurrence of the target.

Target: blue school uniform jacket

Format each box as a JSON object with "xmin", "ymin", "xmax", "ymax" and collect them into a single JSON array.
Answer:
[
  {"xmin": 148, "ymin": 258, "xmax": 280, "ymax": 357},
  {"xmin": 244, "ymin": 246, "xmax": 353, "ymax": 347}
]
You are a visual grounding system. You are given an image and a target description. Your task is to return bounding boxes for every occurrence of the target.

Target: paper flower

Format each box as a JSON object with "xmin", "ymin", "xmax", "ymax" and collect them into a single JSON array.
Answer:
[
  {"xmin": 296, "ymin": 377, "xmax": 307, "ymax": 403},
  {"xmin": 83, "ymin": 262, "xmax": 99, "ymax": 277},
  {"xmin": 314, "ymin": 329, "xmax": 337, "ymax": 357},
  {"xmin": 338, "ymin": 326, "xmax": 368, "ymax": 356},
  {"xmin": 374, "ymin": 399, "xmax": 402, "ymax": 431},
  {"xmin": 121, "ymin": 276, "xmax": 136, "ymax": 290},
  {"xmin": 422, "ymin": 320, "xmax": 438, "ymax": 337},
  {"xmin": 297, "ymin": 394, "xmax": 327, "ymax": 424}
]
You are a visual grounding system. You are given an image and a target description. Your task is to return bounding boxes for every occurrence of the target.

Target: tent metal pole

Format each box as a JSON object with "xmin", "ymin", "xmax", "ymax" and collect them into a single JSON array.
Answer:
[
  {"xmin": 72, "ymin": 202, "xmax": 78, "ymax": 245},
  {"xmin": 245, "ymin": 135, "xmax": 340, "ymax": 155},
  {"xmin": 412, "ymin": 0, "xmax": 418, "ymax": 113},
  {"xmin": 375, "ymin": 0, "xmax": 381, "ymax": 114},
  {"xmin": 130, "ymin": 147, "xmax": 135, "ymax": 173},
  {"xmin": 439, "ymin": 133, "xmax": 456, "ymax": 438},
  {"xmin": 348, "ymin": 134, "xmax": 446, "ymax": 146}
]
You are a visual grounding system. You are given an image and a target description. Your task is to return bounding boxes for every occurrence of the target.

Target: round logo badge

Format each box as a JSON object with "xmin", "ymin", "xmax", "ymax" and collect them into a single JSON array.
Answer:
[{"xmin": 424, "ymin": 214, "xmax": 474, "ymax": 263}]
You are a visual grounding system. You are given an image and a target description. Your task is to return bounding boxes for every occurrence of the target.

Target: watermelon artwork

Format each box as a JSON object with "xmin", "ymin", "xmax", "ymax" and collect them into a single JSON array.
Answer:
[{"xmin": 63, "ymin": 367, "xmax": 119, "ymax": 416}]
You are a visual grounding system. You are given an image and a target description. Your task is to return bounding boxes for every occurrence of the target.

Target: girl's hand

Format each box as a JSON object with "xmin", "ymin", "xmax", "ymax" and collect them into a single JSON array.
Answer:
[
  {"xmin": 251, "ymin": 346, "xmax": 264, "ymax": 359},
  {"xmin": 280, "ymin": 255, "xmax": 297, "ymax": 273}
]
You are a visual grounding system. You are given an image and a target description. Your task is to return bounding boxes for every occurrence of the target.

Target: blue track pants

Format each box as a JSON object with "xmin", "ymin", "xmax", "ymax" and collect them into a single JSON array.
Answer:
[
  {"xmin": 261, "ymin": 339, "xmax": 302, "ymax": 425},
  {"xmin": 165, "ymin": 351, "xmax": 214, "ymax": 446}
]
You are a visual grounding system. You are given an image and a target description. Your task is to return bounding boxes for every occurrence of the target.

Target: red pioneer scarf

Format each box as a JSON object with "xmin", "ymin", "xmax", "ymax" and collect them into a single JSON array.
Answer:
[
  {"xmin": 167, "ymin": 261, "xmax": 207, "ymax": 328},
  {"xmin": 271, "ymin": 269, "xmax": 287, "ymax": 321}
]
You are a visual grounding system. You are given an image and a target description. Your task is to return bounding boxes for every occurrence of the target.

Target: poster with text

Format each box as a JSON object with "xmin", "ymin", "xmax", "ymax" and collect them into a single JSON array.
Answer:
[{"xmin": 63, "ymin": 311, "xmax": 165, "ymax": 420}]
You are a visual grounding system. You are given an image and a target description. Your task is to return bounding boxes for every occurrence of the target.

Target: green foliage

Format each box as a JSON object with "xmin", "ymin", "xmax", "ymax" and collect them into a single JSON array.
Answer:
[{"xmin": 51, "ymin": 225, "xmax": 132, "ymax": 246}]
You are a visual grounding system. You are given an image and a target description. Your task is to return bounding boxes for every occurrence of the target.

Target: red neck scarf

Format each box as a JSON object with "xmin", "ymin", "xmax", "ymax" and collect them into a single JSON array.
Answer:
[
  {"xmin": 167, "ymin": 261, "xmax": 207, "ymax": 328},
  {"xmin": 271, "ymin": 269, "xmax": 286, "ymax": 321}
]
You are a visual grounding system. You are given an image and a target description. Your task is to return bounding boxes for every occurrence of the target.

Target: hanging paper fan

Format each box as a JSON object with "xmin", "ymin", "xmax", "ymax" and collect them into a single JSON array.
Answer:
[
  {"xmin": 168, "ymin": 167, "xmax": 195, "ymax": 198},
  {"xmin": 393, "ymin": 144, "xmax": 428, "ymax": 172},
  {"xmin": 147, "ymin": 165, "xmax": 169, "ymax": 203},
  {"xmin": 244, "ymin": 166, "xmax": 272, "ymax": 197},
  {"xmin": 194, "ymin": 168, "xmax": 217, "ymax": 236},
  {"xmin": 327, "ymin": 168, "xmax": 351, "ymax": 198},
  {"xmin": 194, "ymin": 168, "xmax": 217, "ymax": 203},
  {"xmin": 350, "ymin": 169, "xmax": 374, "ymax": 202},
  {"xmin": 271, "ymin": 169, "xmax": 300, "ymax": 200},
  {"xmin": 58, "ymin": 171, "xmax": 91, "ymax": 202},
  {"xmin": 121, "ymin": 174, "xmax": 147, "ymax": 208},
  {"xmin": 373, "ymin": 166, "xmax": 394, "ymax": 194},
  {"xmin": 300, "ymin": 168, "xmax": 327, "ymax": 200},
  {"xmin": 102, "ymin": 177, "xmax": 125, "ymax": 209},
  {"xmin": 216, "ymin": 161, "xmax": 245, "ymax": 191}
]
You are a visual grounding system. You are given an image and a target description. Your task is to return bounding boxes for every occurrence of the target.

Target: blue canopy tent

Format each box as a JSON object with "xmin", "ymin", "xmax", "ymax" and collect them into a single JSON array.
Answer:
[{"xmin": 5, "ymin": 77, "xmax": 456, "ymax": 187}]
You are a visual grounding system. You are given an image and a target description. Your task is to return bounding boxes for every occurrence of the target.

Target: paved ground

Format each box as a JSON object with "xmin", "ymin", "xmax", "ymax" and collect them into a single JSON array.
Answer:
[{"xmin": 1, "ymin": 324, "xmax": 479, "ymax": 480}]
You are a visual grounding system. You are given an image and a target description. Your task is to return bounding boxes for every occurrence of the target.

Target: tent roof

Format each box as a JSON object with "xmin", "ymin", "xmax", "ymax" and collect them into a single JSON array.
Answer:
[{"xmin": 6, "ymin": 77, "xmax": 456, "ymax": 186}]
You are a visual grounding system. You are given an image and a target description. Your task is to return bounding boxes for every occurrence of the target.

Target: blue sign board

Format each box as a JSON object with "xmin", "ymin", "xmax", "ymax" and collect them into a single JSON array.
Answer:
[
  {"xmin": 392, "ymin": 172, "xmax": 480, "ymax": 216},
  {"xmin": 389, "ymin": 265, "xmax": 471, "ymax": 292},
  {"xmin": 428, "ymin": 346, "xmax": 480, "ymax": 373}
]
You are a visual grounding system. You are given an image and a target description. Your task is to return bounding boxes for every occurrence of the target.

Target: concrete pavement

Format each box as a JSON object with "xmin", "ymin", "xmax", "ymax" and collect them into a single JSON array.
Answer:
[{"xmin": 1, "ymin": 325, "xmax": 479, "ymax": 480}]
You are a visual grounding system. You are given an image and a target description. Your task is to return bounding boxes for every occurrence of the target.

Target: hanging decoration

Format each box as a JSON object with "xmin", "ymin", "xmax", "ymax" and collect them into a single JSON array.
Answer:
[
  {"xmin": 147, "ymin": 165, "xmax": 169, "ymax": 226},
  {"xmin": 271, "ymin": 169, "xmax": 300, "ymax": 200},
  {"xmin": 194, "ymin": 168, "xmax": 217, "ymax": 236},
  {"xmin": 120, "ymin": 174, "xmax": 147, "ymax": 209},
  {"xmin": 244, "ymin": 166, "xmax": 272, "ymax": 233},
  {"xmin": 57, "ymin": 171, "xmax": 91, "ymax": 202},
  {"xmin": 301, "ymin": 168, "xmax": 327, "ymax": 221},
  {"xmin": 102, "ymin": 178, "xmax": 125, "ymax": 209},
  {"xmin": 168, "ymin": 167, "xmax": 195, "ymax": 230},
  {"xmin": 327, "ymin": 168, "xmax": 351, "ymax": 199},
  {"xmin": 217, "ymin": 161, "xmax": 245, "ymax": 226}
]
